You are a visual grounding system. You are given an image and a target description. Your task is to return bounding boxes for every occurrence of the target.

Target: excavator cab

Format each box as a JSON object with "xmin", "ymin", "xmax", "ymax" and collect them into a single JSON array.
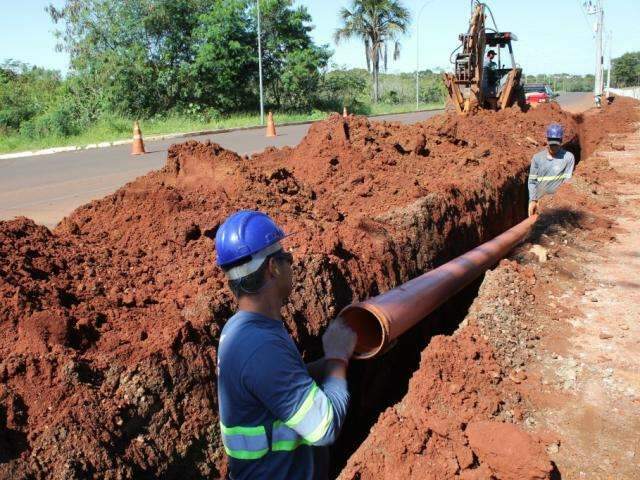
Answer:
[
  {"xmin": 483, "ymin": 32, "xmax": 521, "ymax": 109},
  {"xmin": 443, "ymin": 3, "xmax": 525, "ymax": 114}
]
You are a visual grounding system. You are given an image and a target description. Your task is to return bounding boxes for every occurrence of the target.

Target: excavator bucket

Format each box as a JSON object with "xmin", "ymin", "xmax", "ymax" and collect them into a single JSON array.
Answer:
[
  {"xmin": 498, "ymin": 68, "xmax": 523, "ymax": 110},
  {"xmin": 443, "ymin": 73, "xmax": 465, "ymax": 114}
]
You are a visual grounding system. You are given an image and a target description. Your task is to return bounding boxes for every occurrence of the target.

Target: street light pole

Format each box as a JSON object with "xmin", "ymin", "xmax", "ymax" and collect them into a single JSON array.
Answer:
[{"xmin": 257, "ymin": 0, "xmax": 265, "ymax": 125}]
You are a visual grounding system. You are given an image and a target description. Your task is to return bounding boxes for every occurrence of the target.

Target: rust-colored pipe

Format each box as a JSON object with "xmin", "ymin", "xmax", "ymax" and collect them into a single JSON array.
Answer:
[{"xmin": 340, "ymin": 215, "xmax": 538, "ymax": 359}]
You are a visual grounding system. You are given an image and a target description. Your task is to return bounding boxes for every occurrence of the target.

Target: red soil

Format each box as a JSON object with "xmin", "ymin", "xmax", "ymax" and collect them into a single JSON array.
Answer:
[
  {"xmin": 338, "ymin": 327, "xmax": 553, "ymax": 480},
  {"xmin": 0, "ymin": 101, "xmax": 611, "ymax": 479}
]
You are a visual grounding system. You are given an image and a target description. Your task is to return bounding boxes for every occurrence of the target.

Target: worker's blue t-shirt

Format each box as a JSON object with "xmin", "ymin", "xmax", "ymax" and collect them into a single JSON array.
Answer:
[{"xmin": 217, "ymin": 310, "xmax": 349, "ymax": 480}]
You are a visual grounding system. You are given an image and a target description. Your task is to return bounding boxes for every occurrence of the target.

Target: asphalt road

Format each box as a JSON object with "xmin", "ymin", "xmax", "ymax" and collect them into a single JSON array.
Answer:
[{"xmin": 0, "ymin": 92, "xmax": 591, "ymax": 228}]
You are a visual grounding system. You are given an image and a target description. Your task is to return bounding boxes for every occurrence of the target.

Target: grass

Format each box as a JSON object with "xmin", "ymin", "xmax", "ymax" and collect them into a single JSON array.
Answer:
[{"xmin": 0, "ymin": 102, "xmax": 444, "ymax": 155}]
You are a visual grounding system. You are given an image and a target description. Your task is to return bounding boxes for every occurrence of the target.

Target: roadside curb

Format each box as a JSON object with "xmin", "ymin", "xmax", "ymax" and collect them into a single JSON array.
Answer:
[{"xmin": 0, "ymin": 108, "xmax": 443, "ymax": 160}]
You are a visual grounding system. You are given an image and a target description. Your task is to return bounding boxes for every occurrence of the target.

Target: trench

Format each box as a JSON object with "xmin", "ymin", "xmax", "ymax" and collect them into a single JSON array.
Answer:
[
  {"xmin": 324, "ymin": 134, "xmax": 583, "ymax": 477},
  {"xmin": 330, "ymin": 276, "xmax": 484, "ymax": 476}
]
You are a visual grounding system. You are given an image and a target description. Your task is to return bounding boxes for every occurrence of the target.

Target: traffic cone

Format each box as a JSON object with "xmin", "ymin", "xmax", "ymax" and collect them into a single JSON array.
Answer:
[
  {"xmin": 131, "ymin": 121, "xmax": 146, "ymax": 155},
  {"xmin": 266, "ymin": 111, "xmax": 276, "ymax": 138},
  {"xmin": 343, "ymin": 106, "xmax": 348, "ymax": 118}
]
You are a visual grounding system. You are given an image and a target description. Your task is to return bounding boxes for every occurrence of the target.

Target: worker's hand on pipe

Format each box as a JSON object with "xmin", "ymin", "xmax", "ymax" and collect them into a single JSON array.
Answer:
[
  {"xmin": 528, "ymin": 201, "xmax": 538, "ymax": 217},
  {"xmin": 322, "ymin": 317, "xmax": 357, "ymax": 364}
]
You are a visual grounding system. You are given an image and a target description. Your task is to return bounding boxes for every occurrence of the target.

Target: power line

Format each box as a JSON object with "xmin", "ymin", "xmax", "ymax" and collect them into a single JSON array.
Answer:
[{"xmin": 577, "ymin": 0, "xmax": 595, "ymax": 37}]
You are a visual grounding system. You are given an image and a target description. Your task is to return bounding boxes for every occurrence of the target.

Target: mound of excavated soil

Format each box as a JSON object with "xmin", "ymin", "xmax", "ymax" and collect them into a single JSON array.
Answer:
[
  {"xmin": 338, "ymin": 326, "xmax": 553, "ymax": 480},
  {"xmin": 0, "ymin": 102, "xmax": 603, "ymax": 479}
]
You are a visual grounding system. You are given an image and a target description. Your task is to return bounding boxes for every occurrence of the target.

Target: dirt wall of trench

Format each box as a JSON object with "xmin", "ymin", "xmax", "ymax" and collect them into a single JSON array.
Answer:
[{"xmin": 0, "ymin": 103, "xmax": 585, "ymax": 479}]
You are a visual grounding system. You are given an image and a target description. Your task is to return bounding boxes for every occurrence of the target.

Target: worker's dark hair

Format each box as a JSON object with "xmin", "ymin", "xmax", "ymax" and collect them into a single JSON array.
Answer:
[
  {"xmin": 225, "ymin": 251, "xmax": 284, "ymax": 298},
  {"xmin": 487, "ymin": 49, "xmax": 497, "ymax": 56}
]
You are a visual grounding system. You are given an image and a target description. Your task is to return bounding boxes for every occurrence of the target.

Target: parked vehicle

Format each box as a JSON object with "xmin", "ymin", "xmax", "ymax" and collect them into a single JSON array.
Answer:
[{"xmin": 524, "ymin": 83, "xmax": 557, "ymax": 107}]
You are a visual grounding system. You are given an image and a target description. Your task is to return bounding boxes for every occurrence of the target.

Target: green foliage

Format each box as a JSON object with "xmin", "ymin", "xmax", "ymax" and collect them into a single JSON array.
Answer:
[
  {"xmin": 190, "ymin": 0, "xmax": 257, "ymax": 111},
  {"xmin": 0, "ymin": 61, "xmax": 63, "ymax": 131},
  {"xmin": 278, "ymin": 48, "xmax": 329, "ymax": 110},
  {"xmin": 319, "ymin": 69, "xmax": 369, "ymax": 110},
  {"xmin": 258, "ymin": 0, "xmax": 331, "ymax": 110},
  {"xmin": 48, "ymin": 0, "xmax": 211, "ymax": 117},
  {"xmin": 46, "ymin": 0, "xmax": 330, "ymax": 116},
  {"xmin": 612, "ymin": 52, "xmax": 640, "ymax": 87},
  {"xmin": 19, "ymin": 103, "xmax": 81, "ymax": 138},
  {"xmin": 524, "ymin": 74, "xmax": 594, "ymax": 92}
]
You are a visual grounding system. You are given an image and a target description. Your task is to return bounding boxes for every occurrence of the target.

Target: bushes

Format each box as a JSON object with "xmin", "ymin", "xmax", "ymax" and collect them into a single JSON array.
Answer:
[
  {"xmin": 19, "ymin": 104, "xmax": 82, "ymax": 139},
  {"xmin": 0, "ymin": 61, "xmax": 63, "ymax": 132}
]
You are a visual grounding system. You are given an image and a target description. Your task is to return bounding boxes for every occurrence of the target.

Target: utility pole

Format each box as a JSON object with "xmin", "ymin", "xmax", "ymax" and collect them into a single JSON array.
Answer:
[
  {"xmin": 606, "ymin": 31, "xmax": 612, "ymax": 95},
  {"xmin": 585, "ymin": 1, "xmax": 604, "ymax": 105},
  {"xmin": 256, "ymin": 0, "xmax": 265, "ymax": 125}
]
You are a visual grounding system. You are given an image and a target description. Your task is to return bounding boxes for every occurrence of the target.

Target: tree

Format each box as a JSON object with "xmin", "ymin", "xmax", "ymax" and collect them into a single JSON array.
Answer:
[
  {"xmin": 257, "ymin": 0, "xmax": 331, "ymax": 110},
  {"xmin": 48, "ymin": 0, "xmax": 216, "ymax": 116},
  {"xmin": 612, "ymin": 52, "xmax": 640, "ymax": 87},
  {"xmin": 47, "ymin": 0, "xmax": 330, "ymax": 116},
  {"xmin": 334, "ymin": 0, "xmax": 410, "ymax": 102},
  {"xmin": 190, "ymin": 0, "xmax": 257, "ymax": 112}
]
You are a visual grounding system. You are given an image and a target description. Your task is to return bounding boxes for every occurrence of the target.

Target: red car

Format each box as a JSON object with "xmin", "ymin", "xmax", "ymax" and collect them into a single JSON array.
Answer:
[{"xmin": 524, "ymin": 83, "xmax": 556, "ymax": 107}]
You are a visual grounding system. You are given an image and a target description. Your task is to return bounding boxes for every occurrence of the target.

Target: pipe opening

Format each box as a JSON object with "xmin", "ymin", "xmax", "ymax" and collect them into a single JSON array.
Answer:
[{"xmin": 340, "ymin": 306, "xmax": 385, "ymax": 360}]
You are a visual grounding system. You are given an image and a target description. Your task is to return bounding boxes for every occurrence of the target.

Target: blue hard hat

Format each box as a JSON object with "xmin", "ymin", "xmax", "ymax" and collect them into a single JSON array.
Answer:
[
  {"xmin": 215, "ymin": 210, "xmax": 286, "ymax": 268},
  {"xmin": 546, "ymin": 123, "xmax": 564, "ymax": 140}
]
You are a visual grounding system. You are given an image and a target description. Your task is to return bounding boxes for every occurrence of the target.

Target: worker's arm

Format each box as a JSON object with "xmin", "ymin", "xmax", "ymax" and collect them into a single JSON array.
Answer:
[
  {"xmin": 528, "ymin": 155, "xmax": 540, "ymax": 216},
  {"xmin": 306, "ymin": 358, "xmax": 326, "ymax": 383},
  {"xmin": 563, "ymin": 152, "xmax": 575, "ymax": 180},
  {"xmin": 243, "ymin": 337, "xmax": 351, "ymax": 447}
]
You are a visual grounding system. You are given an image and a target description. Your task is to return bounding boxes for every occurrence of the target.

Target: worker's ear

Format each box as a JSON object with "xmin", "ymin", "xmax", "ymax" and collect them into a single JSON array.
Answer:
[{"xmin": 267, "ymin": 256, "xmax": 281, "ymax": 277}]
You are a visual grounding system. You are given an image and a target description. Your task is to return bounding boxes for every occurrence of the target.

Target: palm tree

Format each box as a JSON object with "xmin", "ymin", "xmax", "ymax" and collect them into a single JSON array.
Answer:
[{"xmin": 334, "ymin": 0, "xmax": 411, "ymax": 102}]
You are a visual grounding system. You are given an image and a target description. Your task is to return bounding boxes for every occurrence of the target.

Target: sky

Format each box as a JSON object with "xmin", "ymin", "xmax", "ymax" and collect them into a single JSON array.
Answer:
[{"xmin": 1, "ymin": 0, "xmax": 639, "ymax": 76}]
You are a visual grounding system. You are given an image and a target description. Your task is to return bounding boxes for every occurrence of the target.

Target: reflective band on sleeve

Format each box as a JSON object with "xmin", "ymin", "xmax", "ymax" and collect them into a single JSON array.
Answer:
[
  {"xmin": 284, "ymin": 383, "xmax": 334, "ymax": 444},
  {"xmin": 536, "ymin": 174, "xmax": 571, "ymax": 181},
  {"xmin": 271, "ymin": 420, "xmax": 309, "ymax": 451},
  {"xmin": 220, "ymin": 423, "xmax": 269, "ymax": 460}
]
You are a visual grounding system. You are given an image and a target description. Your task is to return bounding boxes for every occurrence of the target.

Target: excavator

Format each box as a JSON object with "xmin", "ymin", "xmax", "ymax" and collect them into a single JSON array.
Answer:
[{"xmin": 443, "ymin": 2, "xmax": 525, "ymax": 114}]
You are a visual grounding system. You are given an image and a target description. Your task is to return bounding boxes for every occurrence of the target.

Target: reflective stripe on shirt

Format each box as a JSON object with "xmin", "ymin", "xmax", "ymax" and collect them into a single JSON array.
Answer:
[
  {"xmin": 220, "ymin": 383, "xmax": 334, "ymax": 458},
  {"xmin": 220, "ymin": 423, "xmax": 269, "ymax": 460},
  {"xmin": 529, "ymin": 174, "xmax": 572, "ymax": 181},
  {"xmin": 284, "ymin": 383, "xmax": 334, "ymax": 444},
  {"xmin": 271, "ymin": 420, "xmax": 309, "ymax": 451}
]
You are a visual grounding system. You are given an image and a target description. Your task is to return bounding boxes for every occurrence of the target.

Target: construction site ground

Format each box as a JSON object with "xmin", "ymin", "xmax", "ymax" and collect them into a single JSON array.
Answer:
[{"xmin": 1, "ymin": 96, "xmax": 638, "ymax": 479}]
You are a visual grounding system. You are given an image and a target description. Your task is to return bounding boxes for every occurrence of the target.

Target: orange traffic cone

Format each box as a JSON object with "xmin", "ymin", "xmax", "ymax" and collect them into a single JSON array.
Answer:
[
  {"xmin": 131, "ymin": 121, "xmax": 146, "ymax": 155},
  {"xmin": 266, "ymin": 111, "xmax": 276, "ymax": 138},
  {"xmin": 343, "ymin": 106, "xmax": 348, "ymax": 118}
]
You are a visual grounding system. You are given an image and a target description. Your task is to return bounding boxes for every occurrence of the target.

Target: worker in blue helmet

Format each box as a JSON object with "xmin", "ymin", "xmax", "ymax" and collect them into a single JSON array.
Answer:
[
  {"xmin": 527, "ymin": 123, "xmax": 576, "ymax": 216},
  {"xmin": 215, "ymin": 210, "xmax": 356, "ymax": 480}
]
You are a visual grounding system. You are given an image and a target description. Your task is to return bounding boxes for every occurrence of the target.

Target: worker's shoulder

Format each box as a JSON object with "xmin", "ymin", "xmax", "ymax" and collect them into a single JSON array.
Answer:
[
  {"xmin": 562, "ymin": 149, "xmax": 575, "ymax": 161},
  {"xmin": 219, "ymin": 311, "xmax": 289, "ymax": 359},
  {"xmin": 532, "ymin": 149, "xmax": 547, "ymax": 161}
]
